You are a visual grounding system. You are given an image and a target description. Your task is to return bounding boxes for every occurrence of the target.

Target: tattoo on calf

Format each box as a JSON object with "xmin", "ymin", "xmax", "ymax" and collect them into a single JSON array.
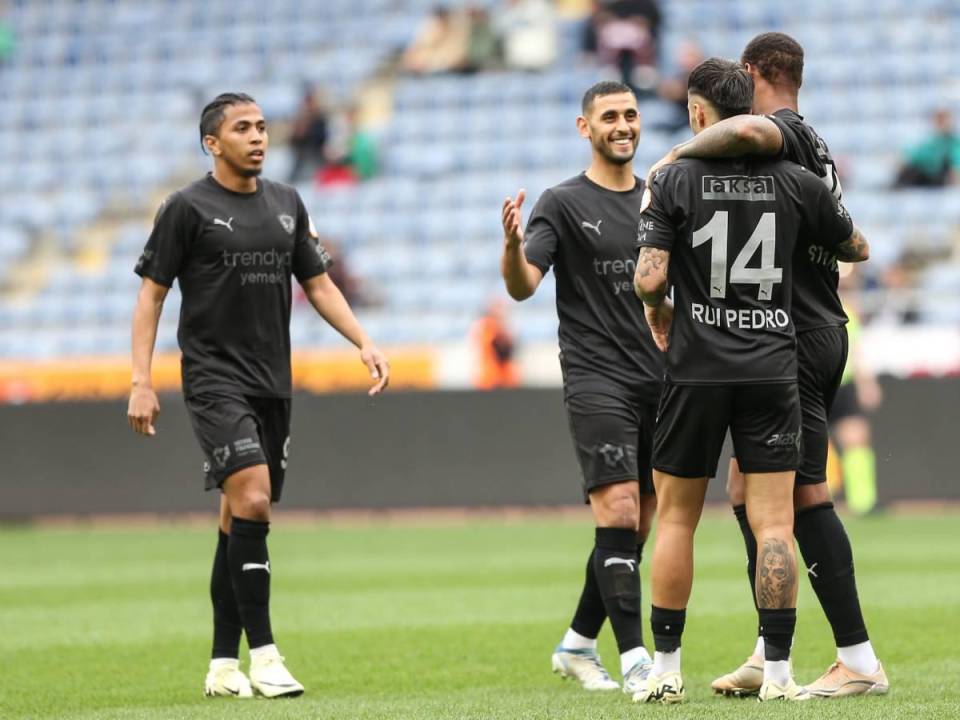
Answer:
[{"xmin": 757, "ymin": 538, "xmax": 796, "ymax": 609}]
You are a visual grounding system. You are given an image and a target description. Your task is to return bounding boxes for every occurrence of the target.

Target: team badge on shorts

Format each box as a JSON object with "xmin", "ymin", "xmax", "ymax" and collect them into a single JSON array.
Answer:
[{"xmin": 277, "ymin": 214, "xmax": 295, "ymax": 235}]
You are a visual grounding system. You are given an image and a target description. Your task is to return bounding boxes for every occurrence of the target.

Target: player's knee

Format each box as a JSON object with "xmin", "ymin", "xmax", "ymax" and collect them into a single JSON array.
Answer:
[
  {"xmin": 235, "ymin": 490, "xmax": 271, "ymax": 521},
  {"xmin": 595, "ymin": 489, "xmax": 639, "ymax": 530},
  {"xmin": 794, "ymin": 482, "xmax": 830, "ymax": 509}
]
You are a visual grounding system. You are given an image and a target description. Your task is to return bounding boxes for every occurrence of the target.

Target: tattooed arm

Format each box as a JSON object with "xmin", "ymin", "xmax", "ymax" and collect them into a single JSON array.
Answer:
[
  {"xmin": 835, "ymin": 225, "xmax": 870, "ymax": 263},
  {"xmin": 673, "ymin": 115, "xmax": 784, "ymax": 159},
  {"xmin": 634, "ymin": 247, "xmax": 672, "ymax": 352},
  {"xmin": 646, "ymin": 116, "xmax": 783, "ymax": 189},
  {"xmin": 634, "ymin": 246, "xmax": 670, "ymax": 305}
]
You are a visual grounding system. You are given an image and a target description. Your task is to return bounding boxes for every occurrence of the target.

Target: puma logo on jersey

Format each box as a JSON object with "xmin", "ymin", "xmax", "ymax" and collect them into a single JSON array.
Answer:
[
  {"xmin": 581, "ymin": 219, "xmax": 602, "ymax": 235},
  {"xmin": 213, "ymin": 217, "xmax": 234, "ymax": 232},
  {"xmin": 603, "ymin": 557, "xmax": 637, "ymax": 572}
]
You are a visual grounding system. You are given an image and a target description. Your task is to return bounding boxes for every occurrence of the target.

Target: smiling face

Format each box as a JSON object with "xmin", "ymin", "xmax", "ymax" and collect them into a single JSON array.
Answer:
[
  {"xmin": 577, "ymin": 92, "xmax": 641, "ymax": 167},
  {"xmin": 204, "ymin": 102, "xmax": 268, "ymax": 178}
]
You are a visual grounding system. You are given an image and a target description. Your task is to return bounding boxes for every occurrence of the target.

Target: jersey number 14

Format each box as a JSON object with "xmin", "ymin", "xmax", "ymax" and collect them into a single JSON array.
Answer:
[{"xmin": 691, "ymin": 211, "xmax": 781, "ymax": 301}]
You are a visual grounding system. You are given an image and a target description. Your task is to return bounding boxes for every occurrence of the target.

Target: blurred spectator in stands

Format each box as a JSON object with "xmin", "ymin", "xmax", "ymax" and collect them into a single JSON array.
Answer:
[
  {"xmin": 0, "ymin": 17, "xmax": 14, "ymax": 63},
  {"xmin": 287, "ymin": 88, "xmax": 329, "ymax": 183},
  {"xmin": 471, "ymin": 299, "xmax": 520, "ymax": 389},
  {"xmin": 495, "ymin": 0, "xmax": 558, "ymax": 71},
  {"xmin": 870, "ymin": 252, "xmax": 923, "ymax": 325},
  {"xmin": 655, "ymin": 39, "xmax": 703, "ymax": 131},
  {"xmin": 462, "ymin": 6, "xmax": 500, "ymax": 73},
  {"xmin": 582, "ymin": 0, "xmax": 662, "ymax": 94},
  {"xmin": 316, "ymin": 106, "xmax": 378, "ymax": 186},
  {"xmin": 293, "ymin": 240, "xmax": 377, "ymax": 309},
  {"xmin": 894, "ymin": 109, "xmax": 960, "ymax": 188},
  {"xmin": 401, "ymin": 5, "xmax": 470, "ymax": 75}
]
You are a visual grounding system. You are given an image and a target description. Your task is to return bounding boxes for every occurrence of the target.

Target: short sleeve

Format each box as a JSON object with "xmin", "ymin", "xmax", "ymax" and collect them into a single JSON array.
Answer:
[
  {"xmin": 636, "ymin": 167, "xmax": 683, "ymax": 252},
  {"xmin": 804, "ymin": 175, "xmax": 854, "ymax": 250},
  {"xmin": 522, "ymin": 189, "xmax": 561, "ymax": 274},
  {"xmin": 291, "ymin": 192, "xmax": 331, "ymax": 282},
  {"xmin": 135, "ymin": 192, "xmax": 192, "ymax": 287},
  {"xmin": 765, "ymin": 113, "xmax": 803, "ymax": 163}
]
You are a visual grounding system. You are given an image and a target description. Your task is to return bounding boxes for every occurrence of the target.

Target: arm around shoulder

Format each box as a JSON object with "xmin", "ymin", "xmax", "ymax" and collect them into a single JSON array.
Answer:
[{"xmin": 673, "ymin": 114, "xmax": 783, "ymax": 160}]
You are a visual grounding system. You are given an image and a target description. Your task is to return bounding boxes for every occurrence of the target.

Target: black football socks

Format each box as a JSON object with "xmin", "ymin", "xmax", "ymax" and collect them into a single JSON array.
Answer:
[
  {"xmin": 593, "ymin": 527, "xmax": 644, "ymax": 653},
  {"xmin": 210, "ymin": 529, "xmax": 243, "ymax": 659},
  {"xmin": 650, "ymin": 606, "xmax": 685, "ymax": 654},
  {"xmin": 794, "ymin": 501, "xmax": 869, "ymax": 647},
  {"xmin": 228, "ymin": 517, "xmax": 274, "ymax": 649},
  {"xmin": 570, "ymin": 548, "xmax": 606, "ymax": 640}
]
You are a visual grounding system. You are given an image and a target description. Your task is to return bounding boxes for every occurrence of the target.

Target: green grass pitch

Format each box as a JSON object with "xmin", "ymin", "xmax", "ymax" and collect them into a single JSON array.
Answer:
[{"xmin": 2, "ymin": 510, "xmax": 958, "ymax": 719}]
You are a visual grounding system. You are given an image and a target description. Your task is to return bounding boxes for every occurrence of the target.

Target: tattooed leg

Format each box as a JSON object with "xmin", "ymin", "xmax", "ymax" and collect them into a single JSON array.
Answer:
[{"xmin": 757, "ymin": 538, "xmax": 797, "ymax": 609}]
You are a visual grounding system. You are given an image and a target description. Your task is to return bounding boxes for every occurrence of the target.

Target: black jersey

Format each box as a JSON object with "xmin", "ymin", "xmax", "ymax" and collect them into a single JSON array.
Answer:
[
  {"xmin": 768, "ymin": 108, "xmax": 848, "ymax": 332},
  {"xmin": 135, "ymin": 174, "xmax": 330, "ymax": 398},
  {"xmin": 638, "ymin": 157, "xmax": 853, "ymax": 385},
  {"xmin": 523, "ymin": 173, "xmax": 663, "ymax": 404}
]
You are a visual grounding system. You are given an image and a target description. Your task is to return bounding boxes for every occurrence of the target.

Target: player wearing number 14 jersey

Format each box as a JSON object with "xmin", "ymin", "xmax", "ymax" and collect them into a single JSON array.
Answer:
[
  {"xmin": 631, "ymin": 59, "xmax": 868, "ymax": 704},
  {"xmin": 648, "ymin": 32, "xmax": 887, "ymax": 699}
]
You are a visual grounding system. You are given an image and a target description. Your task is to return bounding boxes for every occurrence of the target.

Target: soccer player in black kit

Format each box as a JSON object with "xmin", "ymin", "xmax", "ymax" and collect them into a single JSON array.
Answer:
[
  {"xmin": 632, "ymin": 59, "xmax": 869, "ymax": 704},
  {"xmin": 500, "ymin": 81, "xmax": 663, "ymax": 696},
  {"xmin": 648, "ymin": 32, "xmax": 887, "ymax": 699},
  {"xmin": 127, "ymin": 93, "xmax": 389, "ymax": 699}
]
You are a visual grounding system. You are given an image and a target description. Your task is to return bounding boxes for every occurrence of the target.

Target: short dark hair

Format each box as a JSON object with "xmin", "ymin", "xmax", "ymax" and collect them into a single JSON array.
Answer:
[
  {"xmin": 199, "ymin": 92, "xmax": 257, "ymax": 153},
  {"xmin": 741, "ymin": 32, "xmax": 804, "ymax": 89},
  {"xmin": 687, "ymin": 58, "xmax": 753, "ymax": 120},
  {"xmin": 581, "ymin": 80, "xmax": 635, "ymax": 115}
]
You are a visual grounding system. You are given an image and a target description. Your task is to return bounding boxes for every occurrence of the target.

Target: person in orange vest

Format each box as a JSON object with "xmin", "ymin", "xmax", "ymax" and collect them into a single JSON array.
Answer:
[{"xmin": 471, "ymin": 299, "xmax": 520, "ymax": 389}]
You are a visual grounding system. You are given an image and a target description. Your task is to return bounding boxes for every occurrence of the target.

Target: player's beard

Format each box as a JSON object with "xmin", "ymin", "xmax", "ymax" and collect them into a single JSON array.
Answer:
[
  {"xmin": 225, "ymin": 154, "xmax": 264, "ymax": 178},
  {"xmin": 594, "ymin": 134, "xmax": 637, "ymax": 166}
]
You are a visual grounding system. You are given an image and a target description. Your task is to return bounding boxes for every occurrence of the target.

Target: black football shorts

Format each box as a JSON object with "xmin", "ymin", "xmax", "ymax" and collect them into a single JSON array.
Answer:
[
  {"xmin": 184, "ymin": 391, "xmax": 292, "ymax": 502},
  {"xmin": 565, "ymin": 391, "xmax": 657, "ymax": 502},
  {"xmin": 796, "ymin": 325, "xmax": 848, "ymax": 484},
  {"xmin": 654, "ymin": 382, "xmax": 801, "ymax": 478}
]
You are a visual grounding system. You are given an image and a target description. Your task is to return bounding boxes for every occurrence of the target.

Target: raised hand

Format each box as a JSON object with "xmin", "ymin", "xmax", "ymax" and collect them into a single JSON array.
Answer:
[{"xmin": 501, "ymin": 189, "xmax": 526, "ymax": 248}]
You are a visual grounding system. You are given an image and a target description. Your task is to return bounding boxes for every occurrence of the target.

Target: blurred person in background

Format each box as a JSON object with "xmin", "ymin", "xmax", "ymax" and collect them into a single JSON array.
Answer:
[
  {"xmin": 0, "ymin": 15, "xmax": 14, "ymax": 63},
  {"xmin": 501, "ymin": 81, "xmax": 662, "ymax": 696},
  {"xmin": 471, "ymin": 299, "xmax": 520, "ymax": 389},
  {"xmin": 894, "ymin": 109, "xmax": 960, "ymax": 188},
  {"xmin": 830, "ymin": 272, "xmax": 883, "ymax": 515},
  {"xmin": 316, "ymin": 105, "xmax": 378, "ymax": 185},
  {"xmin": 582, "ymin": 0, "xmax": 662, "ymax": 94},
  {"xmin": 401, "ymin": 5, "xmax": 470, "ymax": 75},
  {"xmin": 462, "ymin": 5, "xmax": 500, "ymax": 73},
  {"xmin": 286, "ymin": 88, "xmax": 329, "ymax": 183},
  {"xmin": 655, "ymin": 39, "xmax": 703, "ymax": 131},
  {"xmin": 495, "ymin": 0, "xmax": 558, "ymax": 71},
  {"xmin": 127, "ymin": 92, "xmax": 389, "ymax": 700}
]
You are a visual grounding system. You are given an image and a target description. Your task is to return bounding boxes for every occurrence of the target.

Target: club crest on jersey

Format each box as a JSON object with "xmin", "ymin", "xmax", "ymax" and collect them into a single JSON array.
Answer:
[
  {"xmin": 702, "ymin": 175, "xmax": 775, "ymax": 201},
  {"xmin": 212, "ymin": 444, "xmax": 231, "ymax": 468},
  {"xmin": 277, "ymin": 214, "xmax": 295, "ymax": 235}
]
